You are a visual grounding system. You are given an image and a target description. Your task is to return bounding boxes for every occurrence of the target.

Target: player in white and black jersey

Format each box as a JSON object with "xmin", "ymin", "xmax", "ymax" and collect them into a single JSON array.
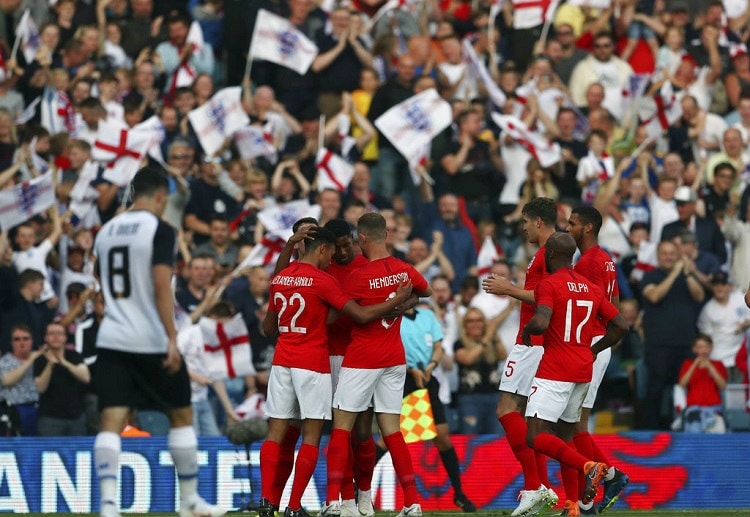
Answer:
[{"xmin": 92, "ymin": 167, "xmax": 225, "ymax": 517}]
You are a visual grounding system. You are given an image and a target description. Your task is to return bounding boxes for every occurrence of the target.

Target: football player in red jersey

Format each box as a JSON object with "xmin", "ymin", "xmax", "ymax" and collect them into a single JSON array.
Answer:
[
  {"xmin": 566, "ymin": 206, "xmax": 629, "ymax": 513},
  {"xmin": 522, "ymin": 232, "xmax": 628, "ymax": 517}
]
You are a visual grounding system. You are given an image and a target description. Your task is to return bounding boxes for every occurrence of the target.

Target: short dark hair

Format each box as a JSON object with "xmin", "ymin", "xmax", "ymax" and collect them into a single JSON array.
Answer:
[
  {"xmin": 206, "ymin": 300, "xmax": 235, "ymax": 319},
  {"xmin": 303, "ymin": 226, "xmax": 336, "ymax": 254},
  {"xmin": 292, "ymin": 217, "xmax": 318, "ymax": 233},
  {"xmin": 167, "ymin": 12, "xmax": 191, "ymax": 27},
  {"xmin": 18, "ymin": 269, "xmax": 45, "ymax": 287},
  {"xmin": 572, "ymin": 206, "xmax": 603, "ymax": 236},
  {"xmin": 357, "ymin": 212, "xmax": 386, "ymax": 241},
  {"xmin": 324, "ymin": 218, "xmax": 353, "ymax": 239},
  {"xmin": 522, "ymin": 197, "xmax": 557, "ymax": 227},
  {"xmin": 713, "ymin": 162, "xmax": 736, "ymax": 178},
  {"xmin": 695, "ymin": 332, "xmax": 713, "ymax": 346},
  {"xmin": 131, "ymin": 167, "xmax": 169, "ymax": 199},
  {"xmin": 10, "ymin": 324, "xmax": 32, "ymax": 336}
]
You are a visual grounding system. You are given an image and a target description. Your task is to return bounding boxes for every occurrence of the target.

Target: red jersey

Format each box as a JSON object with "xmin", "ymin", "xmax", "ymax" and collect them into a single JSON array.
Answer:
[
  {"xmin": 326, "ymin": 254, "xmax": 369, "ymax": 356},
  {"xmin": 343, "ymin": 256, "xmax": 429, "ymax": 368},
  {"xmin": 515, "ymin": 247, "xmax": 547, "ymax": 346},
  {"xmin": 269, "ymin": 262, "xmax": 351, "ymax": 373},
  {"xmin": 573, "ymin": 245, "xmax": 620, "ymax": 336},
  {"xmin": 534, "ymin": 269, "xmax": 620, "ymax": 382},
  {"xmin": 679, "ymin": 359, "xmax": 727, "ymax": 407}
]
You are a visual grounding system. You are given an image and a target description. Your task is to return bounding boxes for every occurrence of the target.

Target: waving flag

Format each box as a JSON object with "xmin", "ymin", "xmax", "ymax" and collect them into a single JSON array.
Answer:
[
  {"xmin": 235, "ymin": 124, "xmax": 278, "ymax": 162},
  {"xmin": 257, "ymin": 199, "xmax": 322, "ymax": 240},
  {"xmin": 200, "ymin": 314, "xmax": 255, "ymax": 380},
  {"xmin": 69, "ymin": 161, "xmax": 101, "ymax": 229},
  {"xmin": 462, "ymin": 39, "xmax": 506, "ymax": 109},
  {"xmin": 234, "ymin": 235, "xmax": 288, "ymax": 274},
  {"xmin": 491, "ymin": 113, "xmax": 561, "ymax": 168},
  {"xmin": 92, "ymin": 120, "xmax": 157, "ymax": 186},
  {"xmin": 134, "ymin": 115, "xmax": 167, "ymax": 165},
  {"xmin": 512, "ymin": 0, "xmax": 553, "ymax": 29},
  {"xmin": 250, "ymin": 9, "xmax": 318, "ymax": 74},
  {"xmin": 408, "ymin": 142, "xmax": 432, "ymax": 187},
  {"xmin": 41, "ymin": 87, "xmax": 75, "ymax": 135},
  {"xmin": 374, "ymin": 88, "xmax": 452, "ymax": 164},
  {"xmin": 0, "ymin": 172, "xmax": 55, "ymax": 230},
  {"xmin": 15, "ymin": 96, "xmax": 40, "ymax": 125},
  {"xmin": 171, "ymin": 21, "xmax": 205, "ymax": 93},
  {"xmin": 15, "ymin": 10, "xmax": 42, "ymax": 64},
  {"xmin": 477, "ymin": 236, "xmax": 501, "ymax": 279},
  {"xmin": 315, "ymin": 148, "xmax": 354, "ymax": 192},
  {"xmin": 188, "ymin": 86, "xmax": 249, "ymax": 156},
  {"xmin": 641, "ymin": 81, "xmax": 681, "ymax": 139}
]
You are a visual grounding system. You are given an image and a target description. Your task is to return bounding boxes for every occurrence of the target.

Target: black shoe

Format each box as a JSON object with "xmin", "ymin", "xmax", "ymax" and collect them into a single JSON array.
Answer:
[
  {"xmin": 284, "ymin": 507, "xmax": 311, "ymax": 517},
  {"xmin": 258, "ymin": 498, "xmax": 279, "ymax": 517},
  {"xmin": 454, "ymin": 493, "xmax": 477, "ymax": 513}
]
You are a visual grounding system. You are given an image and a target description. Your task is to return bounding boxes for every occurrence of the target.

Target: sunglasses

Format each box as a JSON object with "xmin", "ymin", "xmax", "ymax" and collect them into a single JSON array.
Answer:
[{"xmin": 203, "ymin": 156, "xmax": 223, "ymax": 164}]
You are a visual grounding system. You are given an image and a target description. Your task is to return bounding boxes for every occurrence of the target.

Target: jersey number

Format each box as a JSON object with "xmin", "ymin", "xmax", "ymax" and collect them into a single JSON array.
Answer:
[
  {"xmin": 274, "ymin": 292, "xmax": 307, "ymax": 334},
  {"xmin": 108, "ymin": 246, "xmax": 131, "ymax": 299},
  {"xmin": 563, "ymin": 299, "xmax": 593, "ymax": 343}
]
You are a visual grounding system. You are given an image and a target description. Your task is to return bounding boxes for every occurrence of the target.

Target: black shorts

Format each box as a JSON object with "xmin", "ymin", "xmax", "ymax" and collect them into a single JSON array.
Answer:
[
  {"xmin": 94, "ymin": 348, "xmax": 191, "ymax": 411},
  {"xmin": 403, "ymin": 374, "xmax": 447, "ymax": 426}
]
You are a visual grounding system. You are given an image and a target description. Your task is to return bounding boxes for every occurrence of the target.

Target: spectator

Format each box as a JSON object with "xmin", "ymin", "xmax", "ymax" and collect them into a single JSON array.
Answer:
[
  {"xmin": 723, "ymin": 200, "xmax": 750, "ymax": 291},
  {"xmin": 661, "ymin": 186, "xmax": 727, "ymax": 264},
  {"xmin": 33, "ymin": 321, "xmax": 90, "ymax": 436},
  {"xmin": 72, "ymin": 289, "xmax": 104, "ymax": 435},
  {"xmin": 0, "ymin": 325, "xmax": 44, "ymax": 435},
  {"xmin": 551, "ymin": 107, "xmax": 586, "ymax": 202},
  {"xmin": 0, "ymin": 269, "xmax": 56, "ymax": 353},
  {"xmin": 552, "ymin": 23, "xmax": 589, "ymax": 86},
  {"xmin": 405, "ymin": 232, "xmax": 455, "ymax": 285},
  {"xmin": 226, "ymin": 265, "xmax": 270, "ymax": 336},
  {"xmin": 678, "ymin": 334, "xmax": 728, "ymax": 433},
  {"xmin": 641, "ymin": 240, "xmax": 704, "ymax": 429},
  {"xmin": 193, "ymin": 217, "xmax": 239, "ymax": 275},
  {"xmin": 704, "ymin": 128, "xmax": 747, "ymax": 191},
  {"xmin": 176, "ymin": 254, "xmax": 220, "ymax": 324},
  {"xmin": 701, "ymin": 162, "xmax": 734, "ymax": 219},
  {"xmin": 154, "ymin": 13, "xmax": 214, "ymax": 97}
]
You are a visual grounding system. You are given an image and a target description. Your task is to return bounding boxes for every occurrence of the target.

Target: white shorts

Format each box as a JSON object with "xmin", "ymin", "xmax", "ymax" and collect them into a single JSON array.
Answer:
[
  {"xmin": 499, "ymin": 344, "xmax": 544, "ymax": 397},
  {"xmin": 583, "ymin": 336, "xmax": 611, "ymax": 409},
  {"xmin": 333, "ymin": 365, "xmax": 406, "ymax": 414},
  {"xmin": 266, "ymin": 366, "xmax": 332, "ymax": 420},
  {"xmin": 330, "ymin": 355, "xmax": 344, "ymax": 393},
  {"xmin": 525, "ymin": 378, "xmax": 589, "ymax": 424}
]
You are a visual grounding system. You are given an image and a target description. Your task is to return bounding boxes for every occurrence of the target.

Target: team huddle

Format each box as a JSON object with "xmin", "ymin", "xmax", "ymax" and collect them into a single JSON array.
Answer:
[{"xmin": 91, "ymin": 168, "xmax": 630, "ymax": 517}]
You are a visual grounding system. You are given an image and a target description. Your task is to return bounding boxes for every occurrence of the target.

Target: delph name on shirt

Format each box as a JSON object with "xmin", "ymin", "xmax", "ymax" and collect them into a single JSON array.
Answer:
[
  {"xmin": 567, "ymin": 282, "xmax": 589, "ymax": 293},
  {"xmin": 272, "ymin": 276, "xmax": 314, "ymax": 287},
  {"xmin": 369, "ymin": 272, "xmax": 409, "ymax": 290}
]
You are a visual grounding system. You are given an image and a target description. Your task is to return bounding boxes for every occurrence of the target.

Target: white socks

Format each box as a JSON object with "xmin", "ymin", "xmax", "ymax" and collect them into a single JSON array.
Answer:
[
  {"xmin": 169, "ymin": 425, "xmax": 200, "ymax": 504},
  {"xmin": 94, "ymin": 432, "xmax": 121, "ymax": 512}
]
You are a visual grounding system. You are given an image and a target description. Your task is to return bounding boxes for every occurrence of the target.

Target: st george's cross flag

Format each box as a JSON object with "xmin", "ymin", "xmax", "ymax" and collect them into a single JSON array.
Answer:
[
  {"xmin": 491, "ymin": 113, "xmax": 561, "ymax": 168},
  {"xmin": 0, "ymin": 172, "xmax": 55, "ymax": 230},
  {"xmin": 171, "ymin": 21, "xmax": 205, "ymax": 93},
  {"xmin": 92, "ymin": 120, "xmax": 156, "ymax": 186},
  {"xmin": 188, "ymin": 87, "xmax": 249, "ymax": 156},
  {"xmin": 250, "ymin": 9, "xmax": 318, "ymax": 75},
  {"xmin": 375, "ymin": 88, "xmax": 452, "ymax": 165},
  {"xmin": 567, "ymin": 0, "xmax": 611, "ymax": 7},
  {"xmin": 315, "ymin": 148, "xmax": 354, "ymax": 191},
  {"xmin": 477, "ymin": 236, "xmax": 501, "ymax": 280},
  {"xmin": 234, "ymin": 234, "xmax": 288, "ymax": 273},
  {"xmin": 235, "ymin": 124, "xmax": 278, "ymax": 163},
  {"xmin": 15, "ymin": 10, "xmax": 43, "ymax": 64},
  {"xmin": 134, "ymin": 115, "xmax": 168, "ymax": 166},
  {"xmin": 200, "ymin": 314, "xmax": 255, "ymax": 380},
  {"xmin": 257, "ymin": 199, "xmax": 322, "ymax": 240},
  {"xmin": 462, "ymin": 39, "xmax": 506, "ymax": 109}
]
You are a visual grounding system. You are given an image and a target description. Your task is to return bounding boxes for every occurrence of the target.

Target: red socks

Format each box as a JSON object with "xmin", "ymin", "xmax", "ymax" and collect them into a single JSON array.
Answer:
[
  {"xmin": 535, "ymin": 451, "xmax": 551, "ymax": 487},
  {"xmin": 288, "ymin": 443, "xmax": 318, "ymax": 510},
  {"xmin": 260, "ymin": 440, "xmax": 281, "ymax": 503},
  {"xmin": 500, "ymin": 412, "xmax": 541, "ymax": 490},
  {"xmin": 341, "ymin": 441, "xmax": 356, "ymax": 500},
  {"xmin": 353, "ymin": 436, "xmax": 376, "ymax": 492},
  {"xmin": 383, "ymin": 432, "xmax": 418, "ymax": 506},
  {"xmin": 326, "ymin": 428, "xmax": 351, "ymax": 504},
  {"xmin": 532, "ymin": 432, "xmax": 587, "ymax": 471},
  {"xmin": 589, "ymin": 434, "xmax": 609, "ymax": 464},
  {"xmin": 271, "ymin": 426, "xmax": 301, "ymax": 503},
  {"xmin": 560, "ymin": 442, "xmax": 579, "ymax": 503}
]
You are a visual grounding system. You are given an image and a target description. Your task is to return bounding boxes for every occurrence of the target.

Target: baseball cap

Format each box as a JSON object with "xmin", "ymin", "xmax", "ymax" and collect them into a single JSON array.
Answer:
[
  {"xmin": 674, "ymin": 186, "xmax": 698, "ymax": 203},
  {"xmin": 711, "ymin": 271, "xmax": 729, "ymax": 285}
]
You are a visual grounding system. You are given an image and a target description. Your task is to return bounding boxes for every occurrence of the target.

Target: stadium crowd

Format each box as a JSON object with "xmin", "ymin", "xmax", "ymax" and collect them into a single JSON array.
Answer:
[{"xmin": 0, "ymin": 0, "xmax": 749, "ymax": 447}]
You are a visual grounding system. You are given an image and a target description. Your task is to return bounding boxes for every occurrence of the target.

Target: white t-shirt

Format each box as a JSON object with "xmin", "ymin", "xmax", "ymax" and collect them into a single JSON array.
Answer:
[
  {"xmin": 649, "ymin": 193, "xmax": 678, "ymax": 242},
  {"xmin": 469, "ymin": 291, "xmax": 520, "ymax": 356},
  {"xmin": 177, "ymin": 324, "xmax": 210, "ymax": 402},
  {"xmin": 12, "ymin": 239, "xmax": 55, "ymax": 301},
  {"xmin": 697, "ymin": 290, "xmax": 750, "ymax": 368}
]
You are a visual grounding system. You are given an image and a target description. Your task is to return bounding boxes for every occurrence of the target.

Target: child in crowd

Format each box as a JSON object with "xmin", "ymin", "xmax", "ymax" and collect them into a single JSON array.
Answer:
[{"xmin": 678, "ymin": 334, "xmax": 728, "ymax": 433}]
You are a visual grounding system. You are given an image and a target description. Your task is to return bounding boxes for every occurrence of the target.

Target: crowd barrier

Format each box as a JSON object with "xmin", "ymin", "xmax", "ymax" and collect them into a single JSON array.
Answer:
[{"xmin": 0, "ymin": 432, "xmax": 747, "ymax": 512}]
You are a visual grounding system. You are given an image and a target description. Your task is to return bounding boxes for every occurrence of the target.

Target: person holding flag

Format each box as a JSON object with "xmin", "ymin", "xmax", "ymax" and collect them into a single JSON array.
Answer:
[{"xmin": 155, "ymin": 13, "xmax": 214, "ymax": 98}]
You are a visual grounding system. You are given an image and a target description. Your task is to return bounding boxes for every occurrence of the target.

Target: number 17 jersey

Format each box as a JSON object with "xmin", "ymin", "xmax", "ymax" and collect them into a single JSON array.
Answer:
[{"xmin": 94, "ymin": 210, "xmax": 176, "ymax": 354}]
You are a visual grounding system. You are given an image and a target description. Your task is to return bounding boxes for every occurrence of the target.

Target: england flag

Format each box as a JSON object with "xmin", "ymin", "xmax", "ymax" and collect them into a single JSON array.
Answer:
[
  {"xmin": 257, "ymin": 199, "xmax": 321, "ymax": 240},
  {"xmin": 41, "ymin": 87, "xmax": 75, "ymax": 136},
  {"xmin": 234, "ymin": 235, "xmax": 288, "ymax": 273},
  {"xmin": 15, "ymin": 10, "xmax": 42, "ymax": 64},
  {"xmin": 92, "ymin": 121, "xmax": 157, "ymax": 186},
  {"xmin": 69, "ymin": 161, "xmax": 101, "ymax": 229},
  {"xmin": 250, "ymin": 9, "xmax": 319, "ymax": 75},
  {"xmin": 0, "ymin": 172, "xmax": 55, "ymax": 230},
  {"xmin": 172, "ymin": 21, "xmax": 205, "ymax": 91},
  {"xmin": 134, "ymin": 115, "xmax": 167, "ymax": 166},
  {"xmin": 477, "ymin": 236, "xmax": 501, "ymax": 280},
  {"xmin": 567, "ymin": 0, "xmax": 611, "ymax": 7},
  {"xmin": 374, "ymin": 88, "xmax": 452, "ymax": 165},
  {"xmin": 315, "ymin": 148, "xmax": 354, "ymax": 191},
  {"xmin": 200, "ymin": 314, "xmax": 256, "ymax": 380},
  {"xmin": 235, "ymin": 124, "xmax": 278, "ymax": 163},
  {"xmin": 491, "ymin": 113, "xmax": 561, "ymax": 168},
  {"xmin": 188, "ymin": 87, "xmax": 249, "ymax": 156},
  {"xmin": 462, "ymin": 39, "xmax": 506, "ymax": 109}
]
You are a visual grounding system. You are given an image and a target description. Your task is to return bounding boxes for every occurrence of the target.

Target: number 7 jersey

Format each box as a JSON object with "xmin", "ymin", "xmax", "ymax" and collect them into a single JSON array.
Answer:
[{"xmin": 94, "ymin": 210, "xmax": 176, "ymax": 354}]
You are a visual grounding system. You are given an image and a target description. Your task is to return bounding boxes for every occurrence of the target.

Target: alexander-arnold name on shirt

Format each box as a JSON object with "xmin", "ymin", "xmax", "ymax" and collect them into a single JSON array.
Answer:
[
  {"xmin": 369, "ymin": 271, "xmax": 409, "ymax": 290},
  {"xmin": 272, "ymin": 275, "xmax": 314, "ymax": 287}
]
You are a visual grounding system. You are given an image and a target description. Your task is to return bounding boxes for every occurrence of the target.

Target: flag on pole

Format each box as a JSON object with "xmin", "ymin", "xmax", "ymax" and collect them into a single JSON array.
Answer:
[
  {"xmin": 134, "ymin": 115, "xmax": 167, "ymax": 166},
  {"xmin": 188, "ymin": 86, "xmax": 249, "ymax": 156},
  {"xmin": 15, "ymin": 96, "xmax": 40, "ymax": 125},
  {"xmin": 41, "ymin": 87, "xmax": 76, "ymax": 135},
  {"xmin": 489, "ymin": 0, "xmax": 506, "ymax": 20},
  {"xmin": 491, "ymin": 113, "xmax": 561, "ymax": 168},
  {"xmin": 15, "ymin": 10, "xmax": 42, "ymax": 64},
  {"xmin": 171, "ymin": 21, "xmax": 205, "ymax": 92},
  {"xmin": 641, "ymin": 81, "xmax": 681, "ymax": 139},
  {"xmin": 374, "ymin": 88, "xmax": 452, "ymax": 164},
  {"xmin": 462, "ymin": 39, "xmax": 506, "ymax": 109},
  {"xmin": 69, "ymin": 161, "xmax": 101, "ymax": 229},
  {"xmin": 234, "ymin": 235, "xmax": 288, "ymax": 273},
  {"xmin": 315, "ymin": 148, "xmax": 354, "ymax": 191},
  {"xmin": 234, "ymin": 124, "xmax": 278, "ymax": 163},
  {"xmin": 200, "ymin": 314, "xmax": 255, "ymax": 380},
  {"xmin": 407, "ymin": 142, "xmax": 432, "ymax": 186},
  {"xmin": 92, "ymin": 121, "xmax": 157, "ymax": 186},
  {"xmin": 0, "ymin": 172, "xmax": 55, "ymax": 230},
  {"xmin": 400, "ymin": 388, "xmax": 437, "ymax": 443},
  {"xmin": 249, "ymin": 9, "xmax": 319, "ymax": 75},
  {"xmin": 477, "ymin": 236, "xmax": 501, "ymax": 279},
  {"xmin": 512, "ymin": 0, "xmax": 553, "ymax": 29},
  {"xmin": 257, "ymin": 199, "xmax": 322, "ymax": 240}
]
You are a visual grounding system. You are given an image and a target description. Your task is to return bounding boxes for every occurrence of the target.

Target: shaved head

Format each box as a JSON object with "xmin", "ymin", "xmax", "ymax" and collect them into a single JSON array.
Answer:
[{"xmin": 545, "ymin": 232, "xmax": 576, "ymax": 273}]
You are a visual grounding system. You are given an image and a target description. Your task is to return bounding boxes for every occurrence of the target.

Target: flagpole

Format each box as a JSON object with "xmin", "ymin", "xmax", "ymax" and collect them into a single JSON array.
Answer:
[
  {"xmin": 9, "ymin": 34, "xmax": 22, "ymax": 64},
  {"xmin": 539, "ymin": 0, "xmax": 561, "ymax": 45},
  {"xmin": 244, "ymin": 56, "xmax": 254, "ymax": 82},
  {"xmin": 318, "ymin": 114, "xmax": 326, "ymax": 151}
]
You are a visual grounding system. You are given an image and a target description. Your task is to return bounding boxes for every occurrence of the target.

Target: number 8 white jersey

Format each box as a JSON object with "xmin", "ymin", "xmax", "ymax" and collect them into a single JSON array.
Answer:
[{"xmin": 94, "ymin": 210, "xmax": 176, "ymax": 354}]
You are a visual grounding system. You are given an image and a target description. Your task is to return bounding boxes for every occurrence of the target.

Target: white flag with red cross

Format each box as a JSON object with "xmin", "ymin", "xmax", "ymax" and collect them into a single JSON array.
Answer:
[
  {"xmin": 477, "ymin": 236, "xmax": 501, "ymax": 280},
  {"xmin": 200, "ymin": 314, "xmax": 256, "ymax": 380},
  {"xmin": 315, "ymin": 148, "xmax": 354, "ymax": 192},
  {"xmin": 374, "ymin": 88, "xmax": 452, "ymax": 165},
  {"xmin": 171, "ymin": 21, "xmax": 205, "ymax": 91},
  {"xmin": 92, "ymin": 120, "xmax": 156, "ymax": 186},
  {"xmin": 235, "ymin": 124, "xmax": 278, "ymax": 162},
  {"xmin": 491, "ymin": 113, "xmax": 561, "ymax": 168},
  {"xmin": 462, "ymin": 39, "xmax": 506, "ymax": 109},
  {"xmin": 188, "ymin": 86, "xmax": 250, "ymax": 156},
  {"xmin": 234, "ymin": 234, "xmax": 288, "ymax": 273},
  {"xmin": 134, "ymin": 115, "xmax": 168, "ymax": 166},
  {"xmin": 250, "ymin": 9, "xmax": 319, "ymax": 75},
  {"xmin": 0, "ymin": 172, "xmax": 55, "ymax": 230}
]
